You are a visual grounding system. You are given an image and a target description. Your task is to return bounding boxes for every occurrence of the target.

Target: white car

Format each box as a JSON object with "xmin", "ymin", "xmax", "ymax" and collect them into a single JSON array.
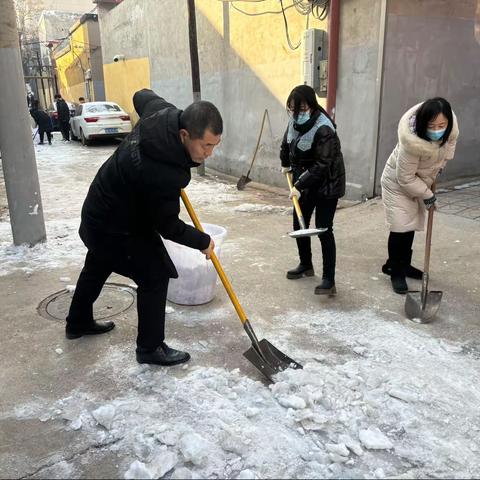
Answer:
[{"xmin": 70, "ymin": 101, "xmax": 132, "ymax": 145}]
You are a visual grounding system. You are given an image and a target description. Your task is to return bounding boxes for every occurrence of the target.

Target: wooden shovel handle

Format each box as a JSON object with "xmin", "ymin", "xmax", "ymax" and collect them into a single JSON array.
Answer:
[
  {"xmin": 180, "ymin": 189, "xmax": 248, "ymax": 325},
  {"xmin": 423, "ymin": 183, "xmax": 436, "ymax": 275},
  {"xmin": 246, "ymin": 109, "xmax": 268, "ymax": 176}
]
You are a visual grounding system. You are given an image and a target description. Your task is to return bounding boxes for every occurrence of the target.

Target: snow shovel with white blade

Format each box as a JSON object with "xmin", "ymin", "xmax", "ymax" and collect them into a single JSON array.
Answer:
[
  {"xmin": 286, "ymin": 171, "xmax": 327, "ymax": 238},
  {"xmin": 181, "ymin": 189, "xmax": 303, "ymax": 382},
  {"xmin": 405, "ymin": 191, "xmax": 443, "ymax": 323}
]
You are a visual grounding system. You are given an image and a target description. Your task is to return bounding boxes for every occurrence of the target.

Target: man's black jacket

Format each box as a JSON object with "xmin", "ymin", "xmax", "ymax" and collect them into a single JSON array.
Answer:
[
  {"xmin": 80, "ymin": 89, "xmax": 210, "ymax": 277},
  {"xmin": 56, "ymin": 99, "xmax": 70, "ymax": 123}
]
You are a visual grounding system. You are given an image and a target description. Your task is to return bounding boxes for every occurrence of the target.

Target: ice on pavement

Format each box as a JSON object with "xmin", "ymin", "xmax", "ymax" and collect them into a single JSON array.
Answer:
[
  {"xmin": 359, "ymin": 428, "xmax": 394, "ymax": 450},
  {"xmin": 2, "ymin": 135, "xmax": 480, "ymax": 479},
  {"xmin": 179, "ymin": 433, "xmax": 209, "ymax": 465},
  {"xmin": 92, "ymin": 404, "xmax": 116, "ymax": 430},
  {"xmin": 233, "ymin": 203, "xmax": 289, "ymax": 214},
  {"xmin": 10, "ymin": 307, "xmax": 480, "ymax": 478}
]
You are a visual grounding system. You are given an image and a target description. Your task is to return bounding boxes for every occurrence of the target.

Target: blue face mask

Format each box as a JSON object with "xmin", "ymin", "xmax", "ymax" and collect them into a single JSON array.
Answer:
[
  {"xmin": 426, "ymin": 128, "xmax": 446, "ymax": 142},
  {"xmin": 295, "ymin": 112, "xmax": 311, "ymax": 125}
]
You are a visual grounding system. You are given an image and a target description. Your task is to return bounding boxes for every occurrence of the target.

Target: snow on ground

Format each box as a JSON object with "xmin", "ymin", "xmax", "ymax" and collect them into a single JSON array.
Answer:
[
  {"xmin": 0, "ymin": 138, "xmax": 111, "ymax": 276},
  {"xmin": 0, "ymin": 139, "xmax": 284, "ymax": 277},
  {"xmin": 8, "ymin": 307, "xmax": 480, "ymax": 479},
  {"xmin": 233, "ymin": 203, "xmax": 290, "ymax": 215},
  {"xmin": 3, "ymin": 135, "xmax": 480, "ymax": 478}
]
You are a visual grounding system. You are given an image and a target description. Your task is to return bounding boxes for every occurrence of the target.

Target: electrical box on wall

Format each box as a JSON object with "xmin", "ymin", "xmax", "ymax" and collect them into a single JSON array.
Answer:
[{"xmin": 302, "ymin": 28, "xmax": 328, "ymax": 97}]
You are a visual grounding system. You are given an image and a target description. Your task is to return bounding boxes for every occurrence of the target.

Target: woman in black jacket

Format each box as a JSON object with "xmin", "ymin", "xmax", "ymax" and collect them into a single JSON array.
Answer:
[{"xmin": 280, "ymin": 85, "xmax": 345, "ymax": 295}]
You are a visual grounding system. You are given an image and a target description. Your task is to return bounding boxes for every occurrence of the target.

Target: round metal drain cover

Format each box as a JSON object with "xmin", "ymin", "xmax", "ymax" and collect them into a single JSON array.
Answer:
[{"xmin": 38, "ymin": 282, "xmax": 136, "ymax": 321}]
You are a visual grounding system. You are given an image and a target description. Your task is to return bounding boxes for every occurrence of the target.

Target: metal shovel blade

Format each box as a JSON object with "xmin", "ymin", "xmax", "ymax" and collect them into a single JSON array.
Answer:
[
  {"xmin": 237, "ymin": 175, "xmax": 252, "ymax": 190},
  {"xmin": 243, "ymin": 338, "xmax": 303, "ymax": 382},
  {"xmin": 405, "ymin": 290, "xmax": 443, "ymax": 323},
  {"xmin": 289, "ymin": 227, "xmax": 328, "ymax": 238}
]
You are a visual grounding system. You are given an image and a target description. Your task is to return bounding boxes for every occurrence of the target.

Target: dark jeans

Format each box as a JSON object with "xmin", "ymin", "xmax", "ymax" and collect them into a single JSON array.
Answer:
[
  {"xmin": 293, "ymin": 191, "xmax": 338, "ymax": 281},
  {"xmin": 387, "ymin": 231, "xmax": 415, "ymax": 263},
  {"xmin": 39, "ymin": 129, "xmax": 52, "ymax": 144},
  {"xmin": 59, "ymin": 121, "xmax": 70, "ymax": 141},
  {"xmin": 67, "ymin": 230, "xmax": 171, "ymax": 351}
]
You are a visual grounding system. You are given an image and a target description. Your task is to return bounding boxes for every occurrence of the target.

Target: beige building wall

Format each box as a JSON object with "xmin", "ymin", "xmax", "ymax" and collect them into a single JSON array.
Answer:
[
  {"xmin": 41, "ymin": 0, "xmax": 94, "ymax": 14},
  {"xmin": 97, "ymin": 0, "xmax": 327, "ymax": 189}
]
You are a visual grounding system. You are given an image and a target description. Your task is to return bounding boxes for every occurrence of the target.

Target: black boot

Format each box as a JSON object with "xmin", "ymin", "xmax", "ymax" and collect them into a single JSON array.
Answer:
[
  {"xmin": 66, "ymin": 320, "xmax": 115, "ymax": 339},
  {"xmin": 390, "ymin": 261, "xmax": 408, "ymax": 294},
  {"xmin": 136, "ymin": 342, "xmax": 191, "ymax": 366},
  {"xmin": 286, "ymin": 263, "xmax": 314, "ymax": 279},
  {"xmin": 315, "ymin": 230, "xmax": 336, "ymax": 295},
  {"xmin": 314, "ymin": 278, "xmax": 336, "ymax": 295},
  {"xmin": 382, "ymin": 250, "xmax": 422, "ymax": 280}
]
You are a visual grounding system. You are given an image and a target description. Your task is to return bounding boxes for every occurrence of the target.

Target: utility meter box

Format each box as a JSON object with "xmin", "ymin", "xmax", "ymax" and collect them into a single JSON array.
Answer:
[{"xmin": 302, "ymin": 28, "xmax": 328, "ymax": 97}]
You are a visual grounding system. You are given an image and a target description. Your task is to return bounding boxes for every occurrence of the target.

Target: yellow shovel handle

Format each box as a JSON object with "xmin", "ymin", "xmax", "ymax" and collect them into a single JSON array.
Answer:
[
  {"xmin": 180, "ymin": 189, "xmax": 248, "ymax": 325},
  {"xmin": 286, "ymin": 172, "xmax": 304, "ymax": 223}
]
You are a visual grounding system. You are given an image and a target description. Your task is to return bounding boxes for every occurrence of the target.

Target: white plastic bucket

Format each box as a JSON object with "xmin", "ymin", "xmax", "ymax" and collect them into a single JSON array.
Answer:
[{"xmin": 163, "ymin": 223, "xmax": 227, "ymax": 305}]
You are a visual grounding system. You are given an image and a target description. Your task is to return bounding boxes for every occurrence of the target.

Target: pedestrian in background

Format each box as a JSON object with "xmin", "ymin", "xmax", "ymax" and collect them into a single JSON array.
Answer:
[
  {"xmin": 78, "ymin": 97, "xmax": 86, "ymax": 104},
  {"xmin": 30, "ymin": 100, "xmax": 53, "ymax": 145},
  {"xmin": 66, "ymin": 89, "xmax": 222, "ymax": 367},
  {"xmin": 280, "ymin": 85, "xmax": 346, "ymax": 295},
  {"xmin": 381, "ymin": 97, "xmax": 459, "ymax": 294},
  {"xmin": 54, "ymin": 93, "xmax": 71, "ymax": 141}
]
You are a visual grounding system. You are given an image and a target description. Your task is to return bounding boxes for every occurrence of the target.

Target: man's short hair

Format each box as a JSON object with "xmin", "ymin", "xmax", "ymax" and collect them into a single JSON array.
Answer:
[
  {"xmin": 54, "ymin": 94, "xmax": 61, "ymax": 99},
  {"xmin": 79, "ymin": 96, "xmax": 85, "ymax": 101},
  {"xmin": 180, "ymin": 101, "xmax": 223, "ymax": 140}
]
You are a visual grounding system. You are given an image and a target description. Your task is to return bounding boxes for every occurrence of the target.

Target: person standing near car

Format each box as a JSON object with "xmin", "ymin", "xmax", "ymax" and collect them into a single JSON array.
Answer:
[
  {"xmin": 65, "ymin": 89, "xmax": 222, "ymax": 367},
  {"xmin": 280, "ymin": 85, "xmax": 346, "ymax": 296},
  {"xmin": 55, "ymin": 93, "xmax": 71, "ymax": 141},
  {"xmin": 30, "ymin": 100, "xmax": 53, "ymax": 145}
]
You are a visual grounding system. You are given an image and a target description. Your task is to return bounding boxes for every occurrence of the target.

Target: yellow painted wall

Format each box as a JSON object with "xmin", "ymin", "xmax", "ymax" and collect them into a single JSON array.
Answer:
[
  {"xmin": 196, "ymin": 0, "xmax": 328, "ymax": 106},
  {"xmin": 55, "ymin": 22, "xmax": 92, "ymax": 103},
  {"xmin": 103, "ymin": 58, "xmax": 151, "ymax": 122}
]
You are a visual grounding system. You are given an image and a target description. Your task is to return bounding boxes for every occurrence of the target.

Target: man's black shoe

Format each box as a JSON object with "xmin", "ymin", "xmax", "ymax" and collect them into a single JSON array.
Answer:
[
  {"xmin": 65, "ymin": 320, "xmax": 115, "ymax": 339},
  {"xmin": 136, "ymin": 342, "xmax": 191, "ymax": 366}
]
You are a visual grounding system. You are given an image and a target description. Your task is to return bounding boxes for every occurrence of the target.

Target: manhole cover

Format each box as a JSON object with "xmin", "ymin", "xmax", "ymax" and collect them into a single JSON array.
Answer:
[{"xmin": 37, "ymin": 282, "xmax": 136, "ymax": 321}]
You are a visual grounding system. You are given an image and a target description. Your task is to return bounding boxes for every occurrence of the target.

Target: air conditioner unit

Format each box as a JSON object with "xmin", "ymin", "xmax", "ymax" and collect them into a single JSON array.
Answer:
[{"xmin": 85, "ymin": 69, "xmax": 92, "ymax": 80}]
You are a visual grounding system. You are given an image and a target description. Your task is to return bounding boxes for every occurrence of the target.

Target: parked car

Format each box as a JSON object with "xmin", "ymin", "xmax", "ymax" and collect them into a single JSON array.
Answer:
[
  {"xmin": 70, "ymin": 101, "xmax": 132, "ymax": 145},
  {"xmin": 47, "ymin": 101, "xmax": 76, "ymax": 131}
]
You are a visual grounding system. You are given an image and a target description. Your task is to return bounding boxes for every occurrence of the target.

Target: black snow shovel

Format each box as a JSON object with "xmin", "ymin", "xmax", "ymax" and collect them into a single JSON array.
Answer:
[
  {"xmin": 286, "ymin": 171, "xmax": 327, "ymax": 238},
  {"xmin": 181, "ymin": 189, "xmax": 303, "ymax": 382},
  {"xmin": 405, "ymin": 189, "xmax": 443, "ymax": 323},
  {"xmin": 237, "ymin": 109, "xmax": 269, "ymax": 190}
]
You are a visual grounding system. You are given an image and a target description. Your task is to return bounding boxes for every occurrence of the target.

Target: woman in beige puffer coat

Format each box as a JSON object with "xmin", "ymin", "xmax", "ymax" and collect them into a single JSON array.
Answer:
[{"xmin": 381, "ymin": 97, "xmax": 459, "ymax": 294}]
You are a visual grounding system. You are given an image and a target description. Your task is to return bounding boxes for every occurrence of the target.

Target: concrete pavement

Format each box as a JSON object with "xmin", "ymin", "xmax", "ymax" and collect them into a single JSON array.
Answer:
[{"xmin": 0, "ymin": 151, "xmax": 479, "ymax": 477}]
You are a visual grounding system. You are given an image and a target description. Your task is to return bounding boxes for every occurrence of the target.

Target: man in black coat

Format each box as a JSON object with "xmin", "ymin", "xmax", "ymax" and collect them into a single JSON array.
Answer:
[
  {"xmin": 66, "ymin": 89, "xmax": 222, "ymax": 366},
  {"xmin": 30, "ymin": 100, "xmax": 53, "ymax": 145},
  {"xmin": 55, "ymin": 94, "xmax": 71, "ymax": 141}
]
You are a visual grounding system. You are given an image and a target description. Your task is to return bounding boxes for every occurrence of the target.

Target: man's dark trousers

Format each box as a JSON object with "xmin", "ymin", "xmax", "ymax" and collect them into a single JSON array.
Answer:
[
  {"xmin": 66, "ymin": 227, "xmax": 171, "ymax": 351},
  {"xmin": 60, "ymin": 121, "xmax": 70, "ymax": 141}
]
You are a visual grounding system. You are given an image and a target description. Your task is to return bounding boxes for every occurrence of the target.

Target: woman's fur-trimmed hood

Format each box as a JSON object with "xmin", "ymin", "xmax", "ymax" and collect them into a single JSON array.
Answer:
[{"xmin": 398, "ymin": 103, "xmax": 459, "ymax": 156}]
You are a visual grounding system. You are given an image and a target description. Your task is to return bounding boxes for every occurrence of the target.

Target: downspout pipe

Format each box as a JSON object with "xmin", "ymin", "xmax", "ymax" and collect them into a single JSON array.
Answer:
[{"xmin": 326, "ymin": 0, "xmax": 340, "ymax": 120}]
